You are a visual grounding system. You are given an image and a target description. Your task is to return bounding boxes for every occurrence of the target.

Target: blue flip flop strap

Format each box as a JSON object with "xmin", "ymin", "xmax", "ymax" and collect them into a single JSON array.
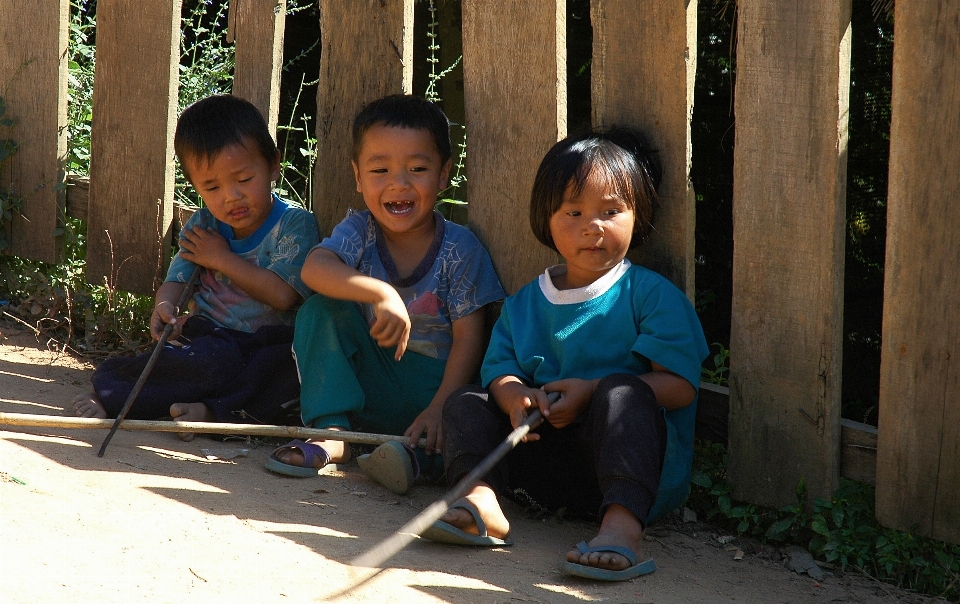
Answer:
[
  {"xmin": 451, "ymin": 500, "xmax": 489, "ymax": 538},
  {"xmin": 574, "ymin": 541, "xmax": 639, "ymax": 566},
  {"xmin": 280, "ymin": 439, "xmax": 331, "ymax": 468}
]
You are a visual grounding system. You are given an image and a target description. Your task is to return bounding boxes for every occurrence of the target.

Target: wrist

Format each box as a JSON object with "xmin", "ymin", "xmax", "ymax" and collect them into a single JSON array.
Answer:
[{"xmin": 155, "ymin": 300, "xmax": 177, "ymax": 314}]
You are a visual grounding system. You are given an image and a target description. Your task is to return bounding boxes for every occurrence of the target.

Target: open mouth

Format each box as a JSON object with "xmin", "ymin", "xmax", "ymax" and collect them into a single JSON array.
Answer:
[
  {"xmin": 385, "ymin": 201, "xmax": 415, "ymax": 215},
  {"xmin": 229, "ymin": 207, "xmax": 250, "ymax": 220}
]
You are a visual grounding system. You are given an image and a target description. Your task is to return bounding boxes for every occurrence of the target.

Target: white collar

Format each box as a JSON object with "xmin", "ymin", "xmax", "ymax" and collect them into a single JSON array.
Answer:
[{"xmin": 538, "ymin": 259, "xmax": 631, "ymax": 304}]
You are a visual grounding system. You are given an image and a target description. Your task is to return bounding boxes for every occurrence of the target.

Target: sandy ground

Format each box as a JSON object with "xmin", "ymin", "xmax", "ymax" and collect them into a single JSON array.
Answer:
[{"xmin": 0, "ymin": 319, "xmax": 940, "ymax": 604}]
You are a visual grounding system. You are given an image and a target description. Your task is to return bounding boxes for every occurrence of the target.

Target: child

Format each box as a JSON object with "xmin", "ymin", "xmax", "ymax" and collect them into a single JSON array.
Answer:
[
  {"xmin": 72, "ymin": 95, "xmax": 320, "ymax": 438},
  {"xmin": 427, "ymin": 127, "xmax": 709, "ymax": 581},
  {"xmin": 265, "ymin": 94, "xmax": 505, "ymax": 492}
]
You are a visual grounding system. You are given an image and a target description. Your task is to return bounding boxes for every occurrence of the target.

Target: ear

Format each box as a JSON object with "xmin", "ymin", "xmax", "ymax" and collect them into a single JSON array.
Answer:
[
  {"xmin": 439, "ymin": 158, "xmax": 453, "ymax": 189},
  {"xmin": 269, "ymin": 150, "xmax": 281, "ymax": 182},
  {"xmin": 352, "ymin": 161, "xmax": 362, "ymax": 192}
]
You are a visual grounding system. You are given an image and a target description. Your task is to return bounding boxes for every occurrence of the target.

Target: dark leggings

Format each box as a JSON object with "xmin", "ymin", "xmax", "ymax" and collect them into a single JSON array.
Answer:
[{"xmin": 442, "ymin": 373, "xmax": 667, "ymax": 524}]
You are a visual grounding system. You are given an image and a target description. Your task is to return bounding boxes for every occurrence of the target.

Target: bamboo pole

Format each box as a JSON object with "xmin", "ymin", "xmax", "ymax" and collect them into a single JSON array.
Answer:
[{"xmin": 0, "ymin": 412, "xmax": 425, "ymax": 448}]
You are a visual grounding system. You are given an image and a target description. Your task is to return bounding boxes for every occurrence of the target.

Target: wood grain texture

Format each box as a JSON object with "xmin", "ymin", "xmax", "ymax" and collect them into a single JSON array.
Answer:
[
  {"xmin": 727, "ymin": 0, "xmax": 851, "ymax": 507},
  {"xmin": 590, "ymin": 0, "xmax": 697, "ymax": 295},
  {"xmin": 876, "ymin": 0, "xmax": 960, "ymax": 545},
  {"xmin": 232, "ymin": 0, "xmax": 285, "ymax": 135},
  {"xmin": 313, "ymin": 0, "xmax": 414, "ymax": 237},
  {"xmin": 85, "ymin": 0, "xmax": 181, "ymax": 294},
  {"xmin": 0, "ymin": 0, "xmax": 69, "ymax": 263},
  {"xmin": 461, "ymin": 0, "xmax": 565, "ymax": 294}
]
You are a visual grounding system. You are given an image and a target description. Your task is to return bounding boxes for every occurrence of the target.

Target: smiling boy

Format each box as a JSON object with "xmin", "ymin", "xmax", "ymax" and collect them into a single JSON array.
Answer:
[
  {"xmin": 266, "ymin": 95, "xmax": 505, "ymax": 491},
  {"xmin": 72, "ymin": 95, "xmax": 319, "ymax": 437}
]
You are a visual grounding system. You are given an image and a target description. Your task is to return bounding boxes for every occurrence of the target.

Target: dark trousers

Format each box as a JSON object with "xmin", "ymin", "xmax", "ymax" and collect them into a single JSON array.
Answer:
[
  {"xmin": 442, "ymin": 374, "xmax": 667, "ymax": 524},
  {"xmin": 92, "ymin": 316, "xmax": 300, "ymax": 424}
]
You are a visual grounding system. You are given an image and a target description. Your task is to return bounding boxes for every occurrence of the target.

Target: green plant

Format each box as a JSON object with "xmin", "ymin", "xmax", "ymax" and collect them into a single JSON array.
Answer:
[
  {"xmin": 688, "ymin": 441, "xmax": 960, "ymax": 601},
  {"xmin": 700, "ymin": 341, "xmax": 729, "ymax": 385}
]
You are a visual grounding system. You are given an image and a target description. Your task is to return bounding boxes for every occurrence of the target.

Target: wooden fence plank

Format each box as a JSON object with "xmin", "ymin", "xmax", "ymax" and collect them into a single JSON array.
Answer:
[
  {"xmin": 230, "ymin": 0, "xmax": 285, "ymax": 134},
  {"xmin": 876, "ymin": 0, "xmax": 960, "ymax": 545},
  {"xmin": 461, "ymin": 0, "xmax": 564, "ymax": 294},
  {"xmin": 85, "ymin": 0, "xmax": 182, "ymax": 294},
  {"xmin": 0, "ymin": 0, "xmax": 69, "ymax": 263},
  {"xmin": 590, "ymin": 0, "xmax": 697, "ymax": 295},
  {"xmin": 727, "ymin": 0, "xmax": 851, "ymax": 507},
  {"xmin": 313, "ymin": 0, "xmax": 413, "ymax": 236}
]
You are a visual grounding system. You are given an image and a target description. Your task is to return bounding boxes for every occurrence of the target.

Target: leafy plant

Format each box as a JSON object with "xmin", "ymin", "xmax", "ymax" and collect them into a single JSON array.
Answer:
[
  {"xmin": 700, "ymin": 341, "xmax": 730, "ymax": 386},
  {"xmin": 0, "ymin": 95, "xmax": 22, "ymax": 252}
]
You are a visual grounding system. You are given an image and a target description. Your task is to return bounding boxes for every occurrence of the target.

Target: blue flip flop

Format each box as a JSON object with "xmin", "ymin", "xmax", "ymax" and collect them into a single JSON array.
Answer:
[
  {"xmin": 559, "ymin": 541, "xmax": 657, "ymax": 581},
  {"xmin": 420, "ymin": 500, "xmax": 512, "ymax": 547},
  {"xmin": 357, "ymin": 441, "xmax": 420, "ymax": 494},
  {"xmin": 264, "ymin": 439, "xmax": 331, "ymax": 477}
]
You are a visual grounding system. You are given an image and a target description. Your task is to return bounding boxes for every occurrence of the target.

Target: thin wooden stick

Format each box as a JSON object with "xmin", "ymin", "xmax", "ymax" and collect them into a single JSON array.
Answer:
[
  {"xmin": 349, "ymin": 394, "xmax": 558, "ymax": 571},
  {"xmin": 98, "ymin": 264, "xmax": 202, "ymax": 457},
  {"xmin": 0, "ymin": 412, "xmax": 426, "ymax": 448}
]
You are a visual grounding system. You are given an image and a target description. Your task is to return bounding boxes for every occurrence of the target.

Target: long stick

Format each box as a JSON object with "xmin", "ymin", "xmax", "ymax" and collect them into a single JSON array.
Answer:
[
  {"xmin": 350, "ymin": 394, "xmax": 557, "ymax": 570},
  {"xmin": 0, "ymin": 412, "xmax": 428, "ymax": 448},
  {"xmin": 98, "ymin": 265, "xmax": 202, "ymax": 457}
]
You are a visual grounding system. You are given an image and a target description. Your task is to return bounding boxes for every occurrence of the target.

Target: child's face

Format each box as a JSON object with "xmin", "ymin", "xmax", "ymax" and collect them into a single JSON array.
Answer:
[
  {"xmin": 183, "ymin": 140, "xmax": 280, "ymax": 240},
  {"xmin": 549, "ymin": 169, "xmax": 635, "ymax": 289},
  {"xmin": 352, "ymin": 125, "xmax": 452, "ymax": 239}
]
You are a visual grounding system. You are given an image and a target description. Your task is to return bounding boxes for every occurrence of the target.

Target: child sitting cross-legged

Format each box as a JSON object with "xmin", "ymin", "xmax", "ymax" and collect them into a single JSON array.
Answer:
[
  {"xmin": 71, "ymin": 95, "xmax": 320, "ymax": 438},
  {"xmin": 265, "ymin": 95, "xmax": 505, "ymax": 492},
  {"xmin": 426, "ymin": 127, "xmax": 709, "ymax": 581}
]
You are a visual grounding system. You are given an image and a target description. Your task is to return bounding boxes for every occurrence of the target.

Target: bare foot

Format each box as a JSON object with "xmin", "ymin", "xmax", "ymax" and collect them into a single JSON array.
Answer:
[
  {"xmin": 169, "ymin": 402, "xmax": 216, "ymax": 442},
  {"xmin": 72, "ymin": 392, "xmax": 107, "ymax": 419},
  {"xmin": 274, "ymin": 431, "xmax": 352, "ymax": 468},
  {"xmin": 438, "ymin": 483, "xmax": 510, "ymax": 540},
  {"xmin": 565, "ymin": 504, "xmax": 644, "ymax": 571}
]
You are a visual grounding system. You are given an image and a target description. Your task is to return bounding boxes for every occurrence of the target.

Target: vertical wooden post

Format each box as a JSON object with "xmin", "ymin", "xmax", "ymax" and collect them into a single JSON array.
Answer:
[
  {"xmin": 876, "ymin": 0, "xmax": 960, "ymax": 545},
  {"xmin": 230, "ymin": 0, "xmax": 286, "ymax": 135},
  {"xmin": 313, "ymin": 0, "xmax": 414, "ymax": 237},
  {"xmin": 590, "ymin": 0, "xmax": 697, "ymax": 295},
  {"xmin": 0, "ymin": 0, "xmax": 69, "ymax": 263},
  {"xmin": 86, "ymin": 0, "xmax": 182, "ymax": 294},
  {"xmin": 727, "ymin": 0, "xmax": 851, "ymax": 506},
  {"xmin": 461, "ymin": 0, "xmax": 565, "ymax": 294}
]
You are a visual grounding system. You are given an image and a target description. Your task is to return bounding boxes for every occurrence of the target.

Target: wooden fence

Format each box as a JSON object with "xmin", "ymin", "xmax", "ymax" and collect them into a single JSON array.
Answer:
[{"xmin": 1, "ymin": 0, "xmax": 957, "ymax": 544}]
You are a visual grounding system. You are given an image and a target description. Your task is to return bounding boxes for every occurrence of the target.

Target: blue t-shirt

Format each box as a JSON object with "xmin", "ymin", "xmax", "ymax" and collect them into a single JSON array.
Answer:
[
  {"xmin": 482, "ymin": 259, "xmax": 709, "ymax": 521},
  {"xmin": 166, "ymin": 196, "xmax": 320, "ymax": 332},
  {"xmin": 317, "ymin": 209, "xmax": 505, "ymax": 360}
]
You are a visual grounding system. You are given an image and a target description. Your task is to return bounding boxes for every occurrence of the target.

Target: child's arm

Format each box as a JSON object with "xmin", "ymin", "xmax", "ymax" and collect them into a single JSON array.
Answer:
[
  {"xmin": 403, "ymin": 308, "xmax": 486, "ymax": 452},
  {"xmin": 301, "ymin": 247, "xmax": 411, "ymax": 360},
  {"xmin": 639, "ymin": 361, "xmax": 697, "ymax": 410},
  {"xmin": 150, "ymin": 281, "xmax": 191, "ymax": 341},
  {"xmin": 489, "ymin": 375, "xmax": 553, "ymax": 442},
  {"xmin": 179, "ymin": 225, "xmax": 300, "ymax": 311}
]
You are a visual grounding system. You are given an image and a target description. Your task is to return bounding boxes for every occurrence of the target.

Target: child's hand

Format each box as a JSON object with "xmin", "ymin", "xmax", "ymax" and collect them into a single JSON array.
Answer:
[
  {"xmin": 404, "ymin": 403, "xmax": 443, "ymax": 455},
  {"xmin": 369, "ymin": 289, "xmax": 411, "ymax": 360},
  {"xmin": 491, "ymin": 380, "xmax": 549, "ymax": 442},
  {"xmin": 178, "ymin": 226, "xmax": 232, "ymax": 271},
  {"xmin": 149, "ymin": 300, "xmax": 188, "ymax": 342},
  {"xmin": 541, "ymin": 378, "xmax": 598, "ymax": 429}
]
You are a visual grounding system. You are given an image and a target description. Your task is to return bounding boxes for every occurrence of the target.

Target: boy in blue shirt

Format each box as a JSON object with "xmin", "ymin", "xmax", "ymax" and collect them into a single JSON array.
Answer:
[
  {"xmin": 267, "ymin": 95, "xmax": 504, "ymax": 490},
  {"xmin": 72, "ymin": 95, "xmax": 319, "ymax": 438}
]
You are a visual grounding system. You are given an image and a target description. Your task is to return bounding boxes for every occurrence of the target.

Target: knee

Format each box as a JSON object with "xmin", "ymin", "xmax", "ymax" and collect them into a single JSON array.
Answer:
[
  {"xmin": 592, "ymin": 373, "xmax": 658, "ymax": 417},
  {"xmin": 442, "ymin": 384, "xmax": 487, "ymax": 424}
]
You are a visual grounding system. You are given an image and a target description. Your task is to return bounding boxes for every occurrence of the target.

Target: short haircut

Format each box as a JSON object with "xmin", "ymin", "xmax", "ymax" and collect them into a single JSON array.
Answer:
[
  {"xmin": 529, "ymin": 126, "xmax": 662, "ymax": 251},
  {"xmin": 352, "ymin": 94, "xmax": 452, "ymax": 164},
  {"xmin": 174, "ymin": 95, "xmax": 279, "ymax": 181}
]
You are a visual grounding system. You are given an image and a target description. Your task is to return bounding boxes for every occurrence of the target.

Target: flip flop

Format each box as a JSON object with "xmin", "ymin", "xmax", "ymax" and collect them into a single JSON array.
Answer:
[
  {"xmin": 264, "ymin": 439, "xmax": 331, "ymax": 477},
  {"xmin": 357, "ymin": 441, "xmax": 420, "ymax": 495},
  {"xmin": 420, "ymin": 500, "xmax": 512, "ymax": 547},
  {"xmin": 559, "ymin": 541, "xmax": 657, "ymax": 581}
]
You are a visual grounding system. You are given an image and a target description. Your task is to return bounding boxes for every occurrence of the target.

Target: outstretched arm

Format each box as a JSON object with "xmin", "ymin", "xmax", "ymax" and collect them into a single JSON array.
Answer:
[
  {"xmin": 404, "ymin": 308, "xmax": 486, "ymax": 452},
  {"xmin": 301, "ymin": 247, "xmax": 411, "ymax": 360}
]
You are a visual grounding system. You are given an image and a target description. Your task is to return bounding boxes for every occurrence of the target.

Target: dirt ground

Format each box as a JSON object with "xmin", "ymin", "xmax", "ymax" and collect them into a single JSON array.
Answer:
[{"xmin": 0, "ymin": 319, "xmax": 940, "ymax": 604}]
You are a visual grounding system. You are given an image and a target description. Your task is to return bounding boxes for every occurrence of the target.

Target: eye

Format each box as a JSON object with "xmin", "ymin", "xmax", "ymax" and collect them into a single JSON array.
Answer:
[
  {"xmin": 204, "ymin": 185, "xmax": 220, "ymax": 192},
  {"xmin": 239, "ymin": 176, "xmax": 253, "ymax": 183},
  {"xmin": 566, "ymin": 210, "xmax": 581, "ymax": 217},
  {"xmin": 604, "ymin": 208, "xmax": 622, "ymax": 216},
  {"xmin": 410, "ymin": 166, "xmax": 428, "ymax": 173},
  {"xmin": 370, "ymin": 168, "xmax": 388, "ymax": 174}
]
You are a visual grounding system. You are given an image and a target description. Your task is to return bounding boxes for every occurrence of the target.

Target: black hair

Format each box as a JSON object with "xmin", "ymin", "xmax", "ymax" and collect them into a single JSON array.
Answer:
[
  {"xmin": 351, "ymin": 94, "xmax": 452, "ymax": 163},
  {"xmin": 174, "ymin": 95, "xmax": 279, "ymax": 181},
  {"xmin": 529, "ymin": 126, "xmax": 662, "ymax": 251}
]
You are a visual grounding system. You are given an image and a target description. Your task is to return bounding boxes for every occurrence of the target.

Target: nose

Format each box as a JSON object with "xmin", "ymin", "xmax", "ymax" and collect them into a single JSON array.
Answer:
[
  {"xmin": 389, "ymin": 170, "xmax": 411, "ymax": 189},
  {"xmin": 584, "ymin": 215, "xmax": 604, "ymax": 235}
]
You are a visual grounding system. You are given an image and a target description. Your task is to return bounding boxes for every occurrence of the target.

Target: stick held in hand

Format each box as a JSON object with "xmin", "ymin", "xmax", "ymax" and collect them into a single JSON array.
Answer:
[{"xmin": 97, "ymin": 264, "xmax": 202, "ymax": 457}]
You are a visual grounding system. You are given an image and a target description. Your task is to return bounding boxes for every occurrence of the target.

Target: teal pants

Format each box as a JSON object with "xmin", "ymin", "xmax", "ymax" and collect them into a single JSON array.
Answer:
[{"xmin": 293, "ymin": 294, "xmax": 447, "ymax": 438}]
